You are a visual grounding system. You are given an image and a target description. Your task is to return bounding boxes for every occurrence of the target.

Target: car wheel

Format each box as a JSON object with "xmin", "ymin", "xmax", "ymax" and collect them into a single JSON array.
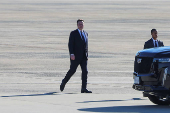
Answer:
[{"xmin": 148, "ymin": 95, "xmax": 170, "ymax": 105}]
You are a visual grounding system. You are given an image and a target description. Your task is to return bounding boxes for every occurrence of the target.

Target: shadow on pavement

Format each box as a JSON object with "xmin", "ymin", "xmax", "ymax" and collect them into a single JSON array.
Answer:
[
  {"xmin": 77, "ymin": 98, "xmax": 145, "ymax": 103},
  {"xmin": 64, "ymin": 93, "xmax": 79, "ymax": 94},
  {"xmin": 77, "ymin": 100, "xmax": 125, "ymax": 103},
  {"xmin": 78, "ymin": 105, "xmax": 170, "ymax": 113},
  {"xmin": 1, "ymin": 92, "xmax": 58, "ymax": 97}
]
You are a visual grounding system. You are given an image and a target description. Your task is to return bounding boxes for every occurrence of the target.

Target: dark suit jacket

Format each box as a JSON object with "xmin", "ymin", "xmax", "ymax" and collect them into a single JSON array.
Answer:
[
  {"xmin": 144, "ymin": 38, "xmax": 164, "ymax": 49},
  {"xmin": 68, "ymin": 29, "xmax": 88, "ymax": 61}
]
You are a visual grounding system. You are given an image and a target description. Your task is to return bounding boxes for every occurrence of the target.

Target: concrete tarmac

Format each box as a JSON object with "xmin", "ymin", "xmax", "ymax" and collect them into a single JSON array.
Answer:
[{"xmin": 0, "ymin": 0, "xmax": 170, "ymax": 113}]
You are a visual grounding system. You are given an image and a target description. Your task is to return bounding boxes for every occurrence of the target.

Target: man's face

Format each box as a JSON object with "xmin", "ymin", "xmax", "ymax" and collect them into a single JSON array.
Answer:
[
  {"xmin": 77, "ymin": 21, "xmax": 84, "ymax": 30},
  {"xmin": 151, "ymin": 31, "xmax": 158, "ymax": 39}
]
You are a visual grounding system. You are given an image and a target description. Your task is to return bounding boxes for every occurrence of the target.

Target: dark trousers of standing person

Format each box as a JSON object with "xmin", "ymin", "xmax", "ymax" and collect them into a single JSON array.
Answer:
[{"xmin": 62, "ymin": 53, "xmax": 88, "ymax": 89}]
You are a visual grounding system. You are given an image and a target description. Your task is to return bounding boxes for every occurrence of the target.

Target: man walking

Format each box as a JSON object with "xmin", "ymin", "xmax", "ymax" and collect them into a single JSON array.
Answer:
[
  {"xmin": 60, "ymin": 19, "xmax": 92, "ymax": 93},
  {"xmin": 144, "ymin": 29, "xmax": 164, "ymax": 49}
]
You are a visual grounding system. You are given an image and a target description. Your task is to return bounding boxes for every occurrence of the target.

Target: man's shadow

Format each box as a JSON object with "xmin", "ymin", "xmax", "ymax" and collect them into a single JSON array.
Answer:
[
  {"xmin": 0, "ymin": 92, "xmax": 79, "ymax": 97},
  {"xmin": 0, "ymin": 92, "xmax": 58, "ymax": 97},
  {"xmin": 76, "ymin": 98, "xmax": 145, "ymax": 103}
]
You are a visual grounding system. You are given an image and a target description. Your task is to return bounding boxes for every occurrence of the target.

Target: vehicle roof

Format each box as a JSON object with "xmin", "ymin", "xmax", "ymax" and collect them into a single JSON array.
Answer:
[
  {"xmin": 139, "ymin": 46, "xmax": 170, "ymax": 53},
  {"xmin": 137, "ymin": 46, "xmax": 170, "ymax": 57}
]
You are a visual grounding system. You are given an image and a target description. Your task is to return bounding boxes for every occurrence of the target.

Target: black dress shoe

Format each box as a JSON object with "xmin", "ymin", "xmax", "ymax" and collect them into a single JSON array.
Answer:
[
  {"xmin": 60, "ymin": 82, "xmax": 66, "ymax": 92},
  {"xmin": 81, "ymin": 89, "xmax": 92, "ymax": 93}
]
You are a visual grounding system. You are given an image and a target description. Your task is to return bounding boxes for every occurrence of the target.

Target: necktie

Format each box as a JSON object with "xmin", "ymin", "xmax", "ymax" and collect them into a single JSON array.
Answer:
[
  {"xmin": 80, "ymin": 31, "xmax": 85, "ymax": 43},
  {"xmin": 155, "ymin": 41, "xmax": 157, "ymax": 47}
]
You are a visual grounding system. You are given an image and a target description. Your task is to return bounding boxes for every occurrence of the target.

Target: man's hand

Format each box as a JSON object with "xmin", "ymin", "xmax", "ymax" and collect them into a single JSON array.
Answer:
[{"xmin": 70, "ymin": 54, "xmax": 75, "ymax": 60}]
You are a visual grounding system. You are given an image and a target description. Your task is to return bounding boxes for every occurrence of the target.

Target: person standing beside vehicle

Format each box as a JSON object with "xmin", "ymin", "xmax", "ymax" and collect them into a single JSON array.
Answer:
[{"xmin": 144, "ymin": 29, "xmax": 164, "ymax": 49}]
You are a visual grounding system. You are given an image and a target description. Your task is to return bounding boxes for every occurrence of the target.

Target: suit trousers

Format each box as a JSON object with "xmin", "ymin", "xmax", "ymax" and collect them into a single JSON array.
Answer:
[{"xmin": 62, "ymin": 55, "xmax": 88, "ymax": 89}]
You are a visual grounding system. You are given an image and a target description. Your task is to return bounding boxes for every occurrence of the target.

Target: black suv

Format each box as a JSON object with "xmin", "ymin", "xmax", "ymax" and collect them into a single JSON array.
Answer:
[{"xmin": 133, "ymin": 46, "xmax": 170, "ymax": 105}]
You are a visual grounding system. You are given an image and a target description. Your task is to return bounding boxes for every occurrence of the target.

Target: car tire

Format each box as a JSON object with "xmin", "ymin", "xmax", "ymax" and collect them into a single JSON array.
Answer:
[{"xmin": 148, "ymin": 95, "xmax": 170, "ymax": 105}]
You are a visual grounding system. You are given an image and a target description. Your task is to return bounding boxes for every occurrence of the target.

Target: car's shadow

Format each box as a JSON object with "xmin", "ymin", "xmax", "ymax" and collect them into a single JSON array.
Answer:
[{"xmin": 78, "ymin": 105, "xmax": 170, "ymax": 113}]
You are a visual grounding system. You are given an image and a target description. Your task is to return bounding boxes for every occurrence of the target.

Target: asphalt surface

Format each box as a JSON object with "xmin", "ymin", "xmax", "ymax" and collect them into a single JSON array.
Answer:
[{"xmin": 0, "ymin": 0, "xmax": 170, "ymax": 113}]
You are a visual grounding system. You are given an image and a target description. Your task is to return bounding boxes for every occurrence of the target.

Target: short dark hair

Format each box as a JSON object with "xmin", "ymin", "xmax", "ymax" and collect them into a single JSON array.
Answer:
[
  {"xmin": 77, "ymin": 19, "xmax": 84, "ymax": 24},
  {"xmin": 151, "ymin": 29, "xmax": 157, "ymax": 34}
]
